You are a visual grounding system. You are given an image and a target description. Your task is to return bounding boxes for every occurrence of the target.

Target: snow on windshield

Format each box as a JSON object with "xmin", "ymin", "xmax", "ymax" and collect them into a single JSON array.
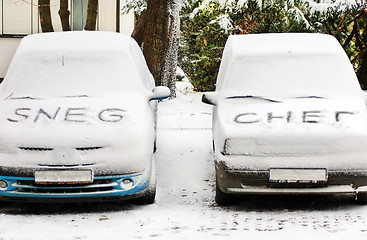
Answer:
[
  {"xmin": 0, "ymin": 31, "xmax": 152, "ymax": 98},
  {"xmin": 223, "ymin": 54, "xmax": 360, "ymax": 99},
  {"xmin": 216, "ymin": 33, "xmax": 362, "ymax": 99}
]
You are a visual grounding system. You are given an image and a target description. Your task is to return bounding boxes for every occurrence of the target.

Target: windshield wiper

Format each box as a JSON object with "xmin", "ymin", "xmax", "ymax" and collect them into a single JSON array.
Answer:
[
  {"xmin": 63, "ymin": 95, "xmax": 89, "ymax": 98},
  {"xmin": 295, "ymin": 96, "xmax": 324, "ymax": 99},
  {"xmin": 226, "ymin": 95, "xmax": 281, "ymax": 103},
  {"xmin": 4, "ymin": 93, "xmax": 39, "ymax": 100}
]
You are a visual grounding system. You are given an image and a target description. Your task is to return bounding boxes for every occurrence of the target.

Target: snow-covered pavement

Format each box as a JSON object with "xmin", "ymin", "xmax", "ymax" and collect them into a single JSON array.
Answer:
[{"xmin": 0, "ymin": 91, "xmax": 367, "ymax": 239}]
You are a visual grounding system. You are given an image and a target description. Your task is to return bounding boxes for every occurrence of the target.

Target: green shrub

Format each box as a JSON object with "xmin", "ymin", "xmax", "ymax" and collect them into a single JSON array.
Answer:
[{"xmin": 180, "ymin": 1, "xmax": 228, "ymax": 91}]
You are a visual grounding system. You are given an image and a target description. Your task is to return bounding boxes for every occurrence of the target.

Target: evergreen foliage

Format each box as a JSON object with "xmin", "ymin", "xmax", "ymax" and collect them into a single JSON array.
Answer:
[{"xmin": 180, "ymin": 1, "xmax": 228, "ymax": 91}]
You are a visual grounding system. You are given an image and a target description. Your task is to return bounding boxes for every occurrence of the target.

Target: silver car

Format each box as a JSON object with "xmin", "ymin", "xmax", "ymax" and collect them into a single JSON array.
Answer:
[{"xmin": 203, "ymin": 33, "xmax": 367, "ymax": 205}]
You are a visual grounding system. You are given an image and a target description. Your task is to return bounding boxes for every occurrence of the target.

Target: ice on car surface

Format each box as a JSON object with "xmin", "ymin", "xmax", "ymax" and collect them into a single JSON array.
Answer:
[
  {"xmin": 0, "ymin": 31, "xmax": 170, "ymax": 203},
  {"xmin": 203, "ymin": 33, "xmax": 367, "ymax": 205}
]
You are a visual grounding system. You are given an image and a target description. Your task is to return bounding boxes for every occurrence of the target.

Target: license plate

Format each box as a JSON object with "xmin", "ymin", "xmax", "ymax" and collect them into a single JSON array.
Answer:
[
  {"xmin": 34, "ymin": 170, "xmax": 93, "ymax": 184},
  {"xmin": 269, "ymin": 169, "xmax": 327, "ymax": 182}
]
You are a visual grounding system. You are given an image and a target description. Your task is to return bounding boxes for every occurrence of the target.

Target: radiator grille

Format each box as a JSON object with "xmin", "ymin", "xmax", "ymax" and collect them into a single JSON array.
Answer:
[
  {"xmin": 19, "ymin": 146, "xmax": 104, "ymax": 152},
  {"xmin": 14, "ymin": 178, "xmax": 117, "ymax": 194},
  {"xmin": 19, "ymin": 147, "xmax": 53, "ymax": 152},
  {"xmin": 37, "ymin": 163, "xmax": 95, "ymax": 168}
]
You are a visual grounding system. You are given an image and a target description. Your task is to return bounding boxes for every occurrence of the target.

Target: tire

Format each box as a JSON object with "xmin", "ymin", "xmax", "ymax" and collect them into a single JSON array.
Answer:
[
  {"xmin": 0, "ymin": 201, "xmax": 11, "ymax": 208},
  {"xmin": 136, "ymin": 160, "xmax": 156, "ymax": 205},
  {"xmin": 355, "ymin": 192, "xmax": 367, "ymax": 205},
  {"xmin": 215, "ymin": 177, "xmax": 235, "ymax": 206}
]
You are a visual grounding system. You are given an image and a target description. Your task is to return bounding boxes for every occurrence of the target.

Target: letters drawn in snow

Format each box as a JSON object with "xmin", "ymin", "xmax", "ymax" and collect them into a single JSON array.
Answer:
[
  {"xmin": 233, "ymin": 110, "xmax": 355, "ymax": 124},
  {"xmin": 7, "ymin": 107, "xmax": 126, "ymax": 123}
]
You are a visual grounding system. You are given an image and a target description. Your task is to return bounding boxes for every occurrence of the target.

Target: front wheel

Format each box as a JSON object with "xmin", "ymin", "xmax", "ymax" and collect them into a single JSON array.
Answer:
[
  {"xmin": 355, "ymin": 192, "xmax": 367, "ymax": 205},
  {"xmin": 136, "ymin": 160, "xmax": 156, "ymax": 205},
  {"xmin": 215, "ymin": 177, "xmax": 236, "ymax": 206},
  {"xmin": 0, "ymin": 201, "xmax": 11, "ymax": 209}
]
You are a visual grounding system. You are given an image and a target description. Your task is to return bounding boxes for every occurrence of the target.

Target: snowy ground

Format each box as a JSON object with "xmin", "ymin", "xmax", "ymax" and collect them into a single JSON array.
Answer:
[{"xmin": 1, "ymin": 87, "xmax": 367, "ymax": 239}]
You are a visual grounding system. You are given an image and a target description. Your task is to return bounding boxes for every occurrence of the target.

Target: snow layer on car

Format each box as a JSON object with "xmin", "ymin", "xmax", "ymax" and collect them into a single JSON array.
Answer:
[
  {"xmin": 0, "ymin": 32, "xmax": 157, "ymax": 174},
  {"xmin": 215, "ymin": 33, "xmax": 361, "ymax": 100},
  {"xmin": 212, "ymin": 33, "xmax": 367, "ymax": 170},
  {"xmin": 1, "ymin": 31, "xmax": 155, "ymax": 98}
]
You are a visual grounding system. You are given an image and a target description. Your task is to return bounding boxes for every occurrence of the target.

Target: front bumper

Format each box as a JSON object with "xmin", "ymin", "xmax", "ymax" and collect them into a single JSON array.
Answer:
[
  {"xmin": 216, "ymin": 163, "xmax": 367, "ymax": 196},
  {"xmin": 0, "ymin": 171, "xmax": 151, "ymax": 202}
]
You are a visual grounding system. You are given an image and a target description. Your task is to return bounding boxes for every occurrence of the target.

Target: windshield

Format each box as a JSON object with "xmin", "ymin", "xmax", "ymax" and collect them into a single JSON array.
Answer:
[
  {"xmin": 0, "ymin": 50, "xmax": 145, "ymax": 98},
  {"xmin": 219, "ymin": 54, "xmax": 361, "ymax": 100}
]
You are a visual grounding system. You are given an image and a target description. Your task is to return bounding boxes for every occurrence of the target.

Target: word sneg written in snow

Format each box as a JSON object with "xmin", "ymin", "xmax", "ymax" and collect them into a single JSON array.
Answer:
[{"xmin": 7, "ymin": 107, "xmax": 126, "ymax": 123}]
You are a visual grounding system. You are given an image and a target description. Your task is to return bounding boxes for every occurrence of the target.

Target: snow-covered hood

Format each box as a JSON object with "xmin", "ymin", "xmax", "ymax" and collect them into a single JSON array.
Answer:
[
  {"xmin": 0, "ymin": 94, "xmax": 155, "ymax": 174},
  {"xmin": 214, "ymin": 95, "xmax": 367, "ymax": 157}
]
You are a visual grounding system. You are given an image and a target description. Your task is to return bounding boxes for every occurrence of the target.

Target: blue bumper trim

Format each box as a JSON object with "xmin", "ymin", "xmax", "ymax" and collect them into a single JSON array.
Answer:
[{"xmin": 0, "ymin": 172, "xmax": 150, "ymax": 199}]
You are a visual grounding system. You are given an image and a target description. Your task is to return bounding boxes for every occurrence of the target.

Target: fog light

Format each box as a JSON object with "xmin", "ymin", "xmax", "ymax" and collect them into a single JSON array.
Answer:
[
  {"xmin": 120, "ymin": 179, "xmax": 133, "ymax": 190},
  {"xmin": 0, "ymin": 180, "xmax": 8, "ymax": 190}
]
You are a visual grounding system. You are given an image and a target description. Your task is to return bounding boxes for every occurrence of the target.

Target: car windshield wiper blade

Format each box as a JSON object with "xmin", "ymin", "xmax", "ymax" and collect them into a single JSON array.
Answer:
[
  {"xmin": 226, "ymin": 95, "xmax": 281, "ymax": 103},
  {"xmin": 4, "ymin": 93, "xmax": 39, "ymax": 100},
  {"xmin": 63, "ymin": 95, "xmax": 89, "ymax": 98},
  {"xmin": 295, "ymin": 96, "xmax": 324, "ymax": 99}
]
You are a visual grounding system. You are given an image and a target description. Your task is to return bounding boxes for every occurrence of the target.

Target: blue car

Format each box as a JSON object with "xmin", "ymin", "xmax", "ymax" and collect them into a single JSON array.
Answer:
[{"xmin": 0, "ymin": 31, "xmax": 170, "ymax": 203}]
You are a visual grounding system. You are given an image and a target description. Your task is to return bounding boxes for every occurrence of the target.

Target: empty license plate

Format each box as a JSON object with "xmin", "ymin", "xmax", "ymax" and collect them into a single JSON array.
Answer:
[
  {"xmin": 269, "ymin": 169, "xmax": 327, "ymax": 182},
  {"xmin": 34, "ymin": 170, "xmax": 93, "ymax": 184}
]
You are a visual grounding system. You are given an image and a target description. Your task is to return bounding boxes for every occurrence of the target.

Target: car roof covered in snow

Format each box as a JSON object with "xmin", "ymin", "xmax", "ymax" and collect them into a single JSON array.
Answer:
[
  {"xmin": 223, "ymin": 33, "xmax": 343, "ymax": 58},
  {"xmin": 1, "ymin": 31, "xmax": 154, "ymax": 98},
  {"xmin": 15, "ymin": 31, "xmax": 141, "ymax": 53},
  {"xmin": 216, "ymin": 33, "xmax": 361, "ymax": 99}
]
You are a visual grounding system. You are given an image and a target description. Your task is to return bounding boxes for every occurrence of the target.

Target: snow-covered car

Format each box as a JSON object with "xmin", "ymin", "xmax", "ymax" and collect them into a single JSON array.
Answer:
[
  {"xmin": 0, "ymin": 31, "xmax": 170, "ymax": 204},
  {"xmin": 202, "ymin": 33, "xmax": 367, "ymax": 205}
]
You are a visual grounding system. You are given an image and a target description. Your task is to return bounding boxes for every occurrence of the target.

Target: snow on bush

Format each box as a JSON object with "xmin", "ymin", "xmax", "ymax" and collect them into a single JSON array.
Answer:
[
  {"xmin": 209, "ymin": 14, "xmax": 233, "ymax": 33},
  {"xmin": 121, "ymin": 0, "xmax": 147, "ymax": 14}
]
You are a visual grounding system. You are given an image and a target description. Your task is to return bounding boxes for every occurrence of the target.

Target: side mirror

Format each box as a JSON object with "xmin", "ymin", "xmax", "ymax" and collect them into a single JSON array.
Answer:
[
  {"xmin": 150, "ymin": 86, "xmax": 171, "ymax": 101},
  {"xmin": 202, "ymin": 91, "xmax": 218, "ymax": 106}
]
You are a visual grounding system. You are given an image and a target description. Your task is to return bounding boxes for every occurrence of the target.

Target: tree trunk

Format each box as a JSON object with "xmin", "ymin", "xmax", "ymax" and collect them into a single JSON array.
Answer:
[
  {"xmin": 85, "ymin": 0, "xmax": 98, "ymax": 30},
  {"xmin": 132, "ymin": 13, "xmax": 146, "ymax": 47},
  {"xmin": 142, "ymin": 0, "xmax": 166, "ymax": 85},
  {"xmin": 58, "ymin": 0, "xmax": 71, "ymax": 31},
  {"xmin": 138, "ymin": 0, "xmax": 180, "ymax": 97},
  {"xmin": 39, "ymin": 0, "xmax": 54, "ymax": 32},
  {"xmin": 160, "ymin": 0, "xmax": 180, "ymax": 98}
]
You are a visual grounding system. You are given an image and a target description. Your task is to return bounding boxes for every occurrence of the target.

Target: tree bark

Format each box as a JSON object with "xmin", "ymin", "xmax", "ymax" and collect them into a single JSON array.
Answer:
[
  {"xmin": 138, "ymin": 0, "xmax": 180, "ymax": 97},
  {"xmin": 142, "ymin": 0, "xmax": 166, "ymax": 85},
  {"xmin": 39, "ymin": 0, "xmax": 54, "ymax": 32},
  {"xmin": 132, "ymin": 13, "xmax": 146, "ymax": 47},
  {"xmin": 160, "ymin": 0, "xmax": 180, "ymax": 97},
  {"xmin": 85, "ymin": 0, "xmax": 98, "ymax": 30},
  {"xmin": 58, "ymin": 0, "xmax": 71, "ymax": 31}
]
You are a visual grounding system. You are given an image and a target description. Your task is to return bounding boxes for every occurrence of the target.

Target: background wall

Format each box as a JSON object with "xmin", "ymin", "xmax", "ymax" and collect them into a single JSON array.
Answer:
[{"xmin": 0, "ymin": 38, "xmax": 21, "ymax": 80}]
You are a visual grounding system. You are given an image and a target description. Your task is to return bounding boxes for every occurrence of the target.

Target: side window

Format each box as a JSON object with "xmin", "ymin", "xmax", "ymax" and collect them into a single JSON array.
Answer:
[{"xmin": 72, "ymin": 0, "xmax": 88, "ymax": 31}]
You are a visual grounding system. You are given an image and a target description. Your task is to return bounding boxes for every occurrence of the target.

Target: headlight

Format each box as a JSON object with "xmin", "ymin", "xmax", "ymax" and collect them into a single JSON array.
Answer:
[{"xmin": 221, "ymin": 138, "xmax": 255, "ymax": 156}]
